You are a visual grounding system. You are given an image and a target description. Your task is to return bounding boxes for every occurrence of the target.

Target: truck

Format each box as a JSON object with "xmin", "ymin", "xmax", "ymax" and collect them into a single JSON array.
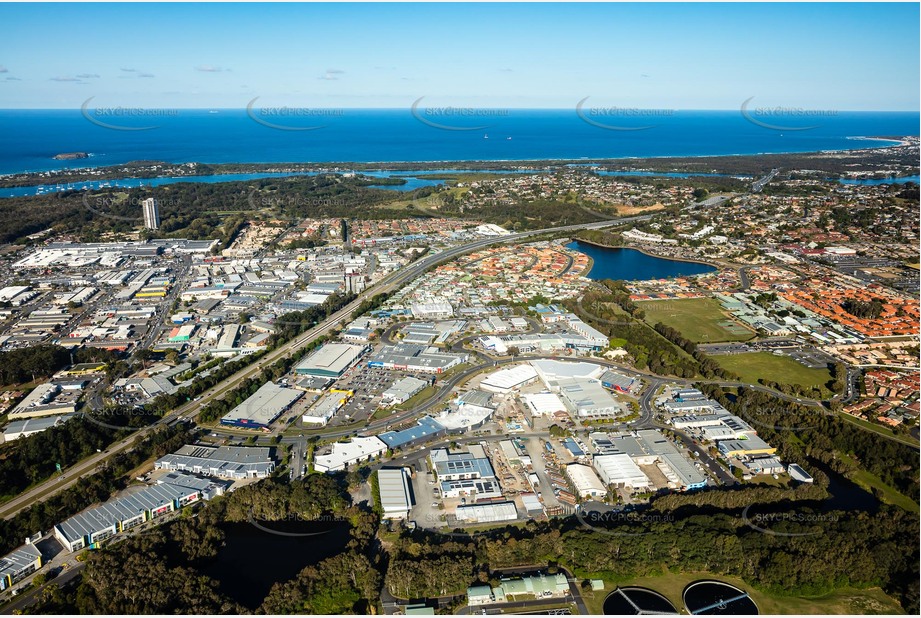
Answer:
[{"xmin": 556, "ymin": 490, "xmax": 578, "ymax": 505}]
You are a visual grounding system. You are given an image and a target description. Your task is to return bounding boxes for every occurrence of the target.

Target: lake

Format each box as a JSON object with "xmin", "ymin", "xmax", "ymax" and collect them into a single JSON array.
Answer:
[
  {"xmin": 202, "ymin": 520, "xmax": 352, "ymax": 609},
  {"xmin": 567, "ymin": 240, "xmax": 717, "ymax": 281}
]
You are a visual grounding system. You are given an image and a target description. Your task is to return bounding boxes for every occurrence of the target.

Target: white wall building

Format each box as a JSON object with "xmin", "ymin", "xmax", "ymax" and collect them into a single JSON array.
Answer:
[
  {"xmin": 521, "ymin": 392, "xmax": 568, "ymax": 417},
  {"xmin": 314, "ymin": 436, "xmax": 387, "ymax": 472},
  {"xmin": 480, "ymin": 364, "xmax": 539, "ymax": 393},
  {"xmin": 565, "ymin": 464, "xmax": 607, "ymax": 498},
  {"xmin": 593, "ymin": 454, "xmax": 652, "ymax": 490},
  {"xmin": 377, "ymin": 468, "xmax": 413, "ymax": 519},
  {"xmin": 142, "ymin": 198, "xmax": 160, "ymax": 230}
]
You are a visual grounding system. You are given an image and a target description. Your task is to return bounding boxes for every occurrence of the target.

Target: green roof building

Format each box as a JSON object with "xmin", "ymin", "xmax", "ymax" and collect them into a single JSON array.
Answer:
[{"xmin": 497, "ymin": 573, "xmax": 569, "ymax": 598}]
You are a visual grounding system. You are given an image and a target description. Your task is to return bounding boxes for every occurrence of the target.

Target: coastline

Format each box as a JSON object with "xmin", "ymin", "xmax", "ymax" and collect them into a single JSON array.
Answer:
[
  {"xmin": 1, "ymin": 134, "xmax": 916, "ymax": 179},
  {"xmin": 568, "ymin": 236, "xmax": 722, "ymax": 271}
]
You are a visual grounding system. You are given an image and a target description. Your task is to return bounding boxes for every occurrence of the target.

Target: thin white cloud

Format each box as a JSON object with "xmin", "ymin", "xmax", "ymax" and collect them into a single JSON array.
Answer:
[
  {"xmin": 120, "ymin": 67, "xmax": 137, "ymax": 72},
  {"xmin": 50, "ymin": 76, "xmax": 83, "ymax": 82},
  {"xmin": 195, "ymin": 65, "xmax": 225, "ymax": 73},
  {"xmin": 319, "ymin": 69, "xmax": 345, "ymax": 81},
  {"xmin": 0, "ymin": 66, "xmax": 8, "ymax": 74},
  {"xmin": 138, "ymin": 73, "xmax": 155, "ymax": 78},
  {"xmin": 76, "ymin": 73, "xmax": 100, "ymax": 79}
]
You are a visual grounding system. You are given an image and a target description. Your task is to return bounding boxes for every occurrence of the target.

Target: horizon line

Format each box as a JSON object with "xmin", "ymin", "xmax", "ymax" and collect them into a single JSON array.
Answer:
[{"xmin": 1, "ymin": 107, "xmax": 920, "ymax": 113}]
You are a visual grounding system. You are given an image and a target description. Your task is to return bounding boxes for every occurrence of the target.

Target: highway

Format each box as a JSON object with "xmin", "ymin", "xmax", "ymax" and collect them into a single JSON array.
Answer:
[
  {"xmin": 751, "ymin": 168, "xmax": 780, "ymax": 192},
  {"xmin": 0, "ymin": 215, "xmax": 651, "ymax": 521}
]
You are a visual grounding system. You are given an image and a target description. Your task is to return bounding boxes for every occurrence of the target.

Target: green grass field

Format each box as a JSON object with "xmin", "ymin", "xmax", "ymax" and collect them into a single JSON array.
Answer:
[
  {"xmin": 716, "ymin": 352, "xmax": 835, "ymax": 394},
  {"xmin": 642, "ymin": 297, "xmax": 754, "ymax": 343},
  {"xmin": 580, "ymin": 570, "xmax": 904, "ymax": 615}
]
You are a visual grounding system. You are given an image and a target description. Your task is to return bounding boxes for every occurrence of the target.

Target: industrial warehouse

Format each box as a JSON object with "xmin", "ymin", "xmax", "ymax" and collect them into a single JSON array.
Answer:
[
  {"xmin": 378, "ymin": 416, "xmax": 447, "ymax": 450},
  {"xmin": 154, "ymin": 445, "xmax": 277, "ymax": 479},
  {"xmin": 467, "ymin": 573, "xmax": 570, "ymax": 605},
  {"xmin": 455, "ymin": 501, "xmax": 519, "ymax": 524},
  {"xmin": 367, "ymin": 344, "xmax": 466, "ymax": 374},
  {"xmin": 219, "ymin": 381, "xmax": 303, "ymax": 429},
  {"xmin": 564, "ymin": 463, "xmax": 607, "ymax": 499},
  {"xmin": 381, "ymin": 376, "xmax": 429, "ymax": 406},
  {"xmin": 431, "ymin": 447, "xmax": 496, "ymax": 481},
  {"xmin": 531, "ymin": 360, "xmax": 627, "ymax": 419},
  {"xmin": 479, "ymin": 363, "xmax": 539, "ymax": 393},
  {"xmin": 295, "ymin": 342, "xmax": 368, "ymax": 377},
  {"xmin": 53, "ymin": 471, "xmax": 224, "ymax": 552},
  {"xmin": 301, "ymin": 389, "xmax": 354, "ymax": 426},
  {"xmin": 313, "ymin": 436, "xmax": 387, "ymax": 472},
  {"xmin": 377, "ymin": 468, "xmax": 414, "ymax": 519},
  {"xmin": 0, "ymin": 544, "xmax": 42, "ymax": 592},
  {"xmin": 591, "ymin": 429, "xmax": 709, "ymax": 491}
]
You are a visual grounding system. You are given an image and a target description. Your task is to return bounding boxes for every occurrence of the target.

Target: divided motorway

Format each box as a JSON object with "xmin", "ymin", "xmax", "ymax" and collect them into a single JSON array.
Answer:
[{"xmin": 0, "ymin": 215, "xmax": 651, "ymax": 521}]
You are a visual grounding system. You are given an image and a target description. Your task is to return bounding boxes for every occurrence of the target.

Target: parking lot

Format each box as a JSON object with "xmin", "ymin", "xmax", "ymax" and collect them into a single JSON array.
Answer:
[
  {"xmin": 697, "ymin": 342, "xmax": 751, "ymax": 356},
  {"xmin": 329, "ymin": 364, "xmax": 390, "ymax": 424},
  {"xmin": 522, "ymin": 437, "xmax": 564, "ymax": 511},
  {"xmin": 784, "ymin": 346, "xmax": 837, "ymax": 369},
  {"xmin": 287, "ymin": 362, "xmax": 444, "ymax": 429},
  {"xmin": 410, "ymin": 463, "xmax": 448, "ymax": 529}
]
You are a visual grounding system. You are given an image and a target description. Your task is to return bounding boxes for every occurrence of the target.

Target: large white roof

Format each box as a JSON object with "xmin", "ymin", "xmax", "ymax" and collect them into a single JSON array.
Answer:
[
  {"xmin": 521, "ymin": 392, "xmax": 568, "ymax": 415},
  {"xmin": 565, "ymin": 464, "xmax": 606, "ymax": 496},
  {"xmin": 531, "ymin": 359, "xmax": 603, "ymax": 383},
  {"xmin": 221, "ymin": 381, "xmax": 302, "ymax": 426},
  {"xmin": 593, "ymin": 453, "xmax": 651, "ymax": 487},
  {"xmin": 314, "ymin": 436, "xmax": 387, "ymax": 472},
  {"xmin": 480, "ymin": 364, "xmax": 538, "ymax": 391}
]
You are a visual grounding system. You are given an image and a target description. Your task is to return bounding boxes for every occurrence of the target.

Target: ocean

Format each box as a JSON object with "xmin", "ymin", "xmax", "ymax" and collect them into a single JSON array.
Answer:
[{"xmin": 0, "ymin": 109, "xmax": 917, "ymax": 175}]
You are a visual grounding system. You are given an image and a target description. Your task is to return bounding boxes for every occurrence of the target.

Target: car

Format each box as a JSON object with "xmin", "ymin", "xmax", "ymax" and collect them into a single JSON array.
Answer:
[{"xmin": 431, "ymin": 502, "xmax": 439, "ymax": 507}]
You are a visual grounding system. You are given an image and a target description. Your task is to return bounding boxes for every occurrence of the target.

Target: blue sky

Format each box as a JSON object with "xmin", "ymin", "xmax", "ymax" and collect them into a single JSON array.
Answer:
[{"xmin": 1, "ymin": 2, "xmax": 918, "ymax": 110}]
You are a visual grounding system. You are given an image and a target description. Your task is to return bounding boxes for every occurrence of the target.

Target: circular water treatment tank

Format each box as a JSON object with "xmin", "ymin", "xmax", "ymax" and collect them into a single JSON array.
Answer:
[
  {"xmin": 683, "ymin": 580, "xmax": 759, "ymax": 615},
  {"xmin": 602, "ymin": 586, "xmax": 678, "ymax": 615}
]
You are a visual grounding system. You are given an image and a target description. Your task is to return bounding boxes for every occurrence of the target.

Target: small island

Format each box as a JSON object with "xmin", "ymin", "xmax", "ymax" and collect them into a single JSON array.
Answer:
[{"xmin": 52, "ymin": 152, "xmax": 89, "ymax": 161}]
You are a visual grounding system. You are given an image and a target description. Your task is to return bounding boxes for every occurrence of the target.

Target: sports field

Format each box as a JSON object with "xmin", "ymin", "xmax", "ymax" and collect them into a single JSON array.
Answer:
[
  {"xmin": 642, "ymin": 297, "xmax": 754, "ymax": 343},
  {"xmin": 715, "ymin": 352, "xmax": 834, "ymax": 394}
]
